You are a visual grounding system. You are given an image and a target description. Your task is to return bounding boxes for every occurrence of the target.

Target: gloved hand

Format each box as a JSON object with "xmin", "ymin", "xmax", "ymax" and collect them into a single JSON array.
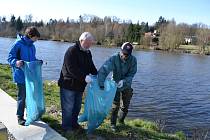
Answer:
[
  {"xmin": 16, "ymin": 60, "xmax": 24, "ymax": 68},
  {"xmin": 99, "ymin": 86, "xmax": 104, "ymax": 90},
  {"xmin": 117, "ymin": 80, "xmax": 124, "ymax": 88},
  {"xmin": 39, "ymin": 60, "xmax": 43, "ymax": 64},
  {"xmin": 85, "ymin": 75, "xmax": 92, "ymax": 83}
]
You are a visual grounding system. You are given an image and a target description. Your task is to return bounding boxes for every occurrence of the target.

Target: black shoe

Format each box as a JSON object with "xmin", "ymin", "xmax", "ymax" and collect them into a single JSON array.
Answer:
[
  {"xmin": 18, "ymin": 117, "xmax": 26, "ymax": 125},
  {"xmin": 64, "ymin": 130, "xmax": 74, "ymax": 137},
  {"xmin": 118, "ymin": 119, "xmax": 125, "ymax": 125},
  {"xmin": 72, "ymin": 124, "xmax": 85, "ymax": 133}
]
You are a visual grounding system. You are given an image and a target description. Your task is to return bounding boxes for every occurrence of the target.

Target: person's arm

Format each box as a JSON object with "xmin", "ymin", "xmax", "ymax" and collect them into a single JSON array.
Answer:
[
  {"xmin": 97, "ymin": 56, "xmax": 114, "ymax": 87},
  {"xmin": 33, "ymin": 46, "xmax": 38, "ymax": 60},
  {"xmin": 33, "ymin": 46, "xmax": 43, "ymax": 63},
  {"xmin": 8, "ymin": 44, "xmax": 21, "ymax": 67},
  {"xmin": 124, "ymin": 57, "xmax": 137, "ymax": 87}
]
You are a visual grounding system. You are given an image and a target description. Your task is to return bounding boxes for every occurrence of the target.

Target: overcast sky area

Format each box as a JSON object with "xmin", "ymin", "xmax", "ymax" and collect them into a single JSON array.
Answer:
[{"xmin": 0, "ymin": 0, "xmax": 209, "ymax": 25}]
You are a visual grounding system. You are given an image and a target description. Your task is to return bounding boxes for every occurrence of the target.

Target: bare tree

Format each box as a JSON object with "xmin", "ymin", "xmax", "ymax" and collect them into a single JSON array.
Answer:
[
  {"xmin": 159, "ymin": 20, "xmax": 184, "ymax": 51},
  {"xmin": 195, "ymin": 24, "xmax": 210, "ymax": 54}
]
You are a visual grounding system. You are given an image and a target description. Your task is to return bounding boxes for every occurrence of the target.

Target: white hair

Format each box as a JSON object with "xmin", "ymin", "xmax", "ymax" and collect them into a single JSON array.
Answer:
[{"xmin": 79, "ymin": 32, "xmax": 94, "ymax": 41}]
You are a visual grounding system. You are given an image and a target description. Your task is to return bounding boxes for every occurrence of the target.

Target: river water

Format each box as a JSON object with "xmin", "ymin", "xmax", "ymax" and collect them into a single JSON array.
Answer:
[{"xmin": 1, "ymin": 37, "xmax": 210, "ymax": 135}]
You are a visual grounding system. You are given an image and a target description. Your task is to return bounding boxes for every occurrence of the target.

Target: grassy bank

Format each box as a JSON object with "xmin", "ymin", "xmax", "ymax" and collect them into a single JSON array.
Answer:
[
  {"xmin": 0, "ymin": 63, "xmax": 185, "ymax": 140},
  {"xmin": 132, "ymin": 44, "xmax": 210, "ymax": 55}
]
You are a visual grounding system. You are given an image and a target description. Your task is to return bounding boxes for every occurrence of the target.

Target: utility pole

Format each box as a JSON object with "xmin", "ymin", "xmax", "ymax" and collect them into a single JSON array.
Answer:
[{"xmin": 79, "ymin": 15, "xmax": 84, "ymax": 33}]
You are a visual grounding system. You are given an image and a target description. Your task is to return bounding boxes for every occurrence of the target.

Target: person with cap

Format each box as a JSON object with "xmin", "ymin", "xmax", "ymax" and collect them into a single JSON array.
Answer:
[
  {"xmin": 7, "ymin": 26, "xmax": 41, "ymax": 125},
  {"xmin": 97, "ymin": 42, "xmax": 137, "ymax": 131},
  {"xmin": 58, "ymin": 32, "xmax": 97, "ymax": 133}
]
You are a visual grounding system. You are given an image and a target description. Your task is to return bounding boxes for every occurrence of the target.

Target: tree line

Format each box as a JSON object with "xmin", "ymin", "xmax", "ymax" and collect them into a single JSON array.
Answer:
[{"xmin": 0, "ymin": 14, "xmax": 210, "ymax": 53}]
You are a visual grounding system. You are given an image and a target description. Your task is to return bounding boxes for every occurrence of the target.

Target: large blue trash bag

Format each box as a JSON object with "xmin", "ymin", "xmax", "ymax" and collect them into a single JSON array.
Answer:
[
  {"xmin": 21, "ymin": 60, "xmax": 45, "ymax": 126},
  {"xmin": 78, "ymin": 76, "xmax": 117, "ymax": 133}
]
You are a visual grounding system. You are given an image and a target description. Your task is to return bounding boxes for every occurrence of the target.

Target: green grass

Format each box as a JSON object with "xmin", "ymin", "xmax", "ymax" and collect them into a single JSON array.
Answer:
[
  {"xmin": 176, "ymin": 45, "xmax": 200, "ymax": 54},
  {"xmin": 0, "ymin": 64, "xmax": 17, "ymax": 99},
  {"xmin": 0, "ymin": 63, "xmax": 185, "ymax": 140},
  {"xmin": 179, "ymin": 45, "xmax": 210, "ymax": 55},
  {"xmin": 179, "ymin": 45, "xmax": 199, "ymax": 50}
]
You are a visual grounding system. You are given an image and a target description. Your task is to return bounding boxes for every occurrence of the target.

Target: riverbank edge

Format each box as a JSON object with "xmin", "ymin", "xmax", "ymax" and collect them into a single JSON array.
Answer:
[{"xmin": 0, "ymin": 63, "xmax": 185, "ymax": 140}]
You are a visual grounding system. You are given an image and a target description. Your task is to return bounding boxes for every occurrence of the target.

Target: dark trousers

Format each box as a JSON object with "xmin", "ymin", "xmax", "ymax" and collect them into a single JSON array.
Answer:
[
  {"xmin": 60, "ymin": 88, "xmax": 83, "ymax": 131},
  {"xmin": 110, "ymin": 88, "xmax": 133, "ymax": 125},
  {"xmin": 16, "ymin": 83, "xmax": 26, "ymax": 118}
]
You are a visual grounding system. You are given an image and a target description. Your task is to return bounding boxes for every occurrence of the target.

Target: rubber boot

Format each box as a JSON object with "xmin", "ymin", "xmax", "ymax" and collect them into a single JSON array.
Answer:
[
  {"xmin": 118, "ymin": 110, "xmax": 127, "ymax": 125},
  {"xmin": 110, "ymin": 109, "xmax": 118, "ymax": 126},
  {"xmin": 110, "ymin": 107, "xmax": 119, "ymax": 132}
]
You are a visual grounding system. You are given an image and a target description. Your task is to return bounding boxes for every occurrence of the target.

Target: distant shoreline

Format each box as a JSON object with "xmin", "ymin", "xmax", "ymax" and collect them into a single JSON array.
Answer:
[{"xmin": 1, "ymin": 35, "xmax": 209, "ymax": 56}]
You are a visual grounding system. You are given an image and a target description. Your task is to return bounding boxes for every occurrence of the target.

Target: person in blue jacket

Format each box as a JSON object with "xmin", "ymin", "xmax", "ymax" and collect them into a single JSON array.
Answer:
[
  {"xmin": 98, "ymin": 42, "xmax": 137, "ymax": 131},
  {"xmin": 8, "ymin": 26, "xmax": 41, "ymax": 125}
]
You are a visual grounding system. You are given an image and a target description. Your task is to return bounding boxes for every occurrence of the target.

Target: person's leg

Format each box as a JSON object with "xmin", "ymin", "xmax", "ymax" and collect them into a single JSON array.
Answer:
[
  {"xmin": 16, "ymin": 83, "xmax": 26, "ymax": 125},
  {"xmin": 110, "ymin": 91, "xmax": 121, "ymax": 130},
  {"xmin": 119, "ymin": 88, "xmax": 133, "ymax": 124},
  {"xmin": 71, "ymin": 91, "xmax": 83, "ymax": 129},
  {"xmin": 60, "ymin": 88, "xmax": 76, "ymax": 131}
]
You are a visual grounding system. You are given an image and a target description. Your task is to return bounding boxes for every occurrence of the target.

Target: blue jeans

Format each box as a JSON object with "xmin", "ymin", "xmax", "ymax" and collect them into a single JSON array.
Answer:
[
  {"xmin": 60, "ymin": 88, "xmax": 83, "ymax": 131},
  {"xmin": 17, "ymin": 83, "xmax": 26, "ymax": 118}
]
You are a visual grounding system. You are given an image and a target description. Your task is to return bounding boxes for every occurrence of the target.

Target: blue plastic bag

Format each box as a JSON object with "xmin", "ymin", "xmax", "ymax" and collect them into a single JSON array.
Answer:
[
  {"xmin": 22, "ymin": 61, "xmax": 45, "ymax": 126},
  {"xmin": 78, "ymin": 76, "xmax": 117, "ymax": 133}
]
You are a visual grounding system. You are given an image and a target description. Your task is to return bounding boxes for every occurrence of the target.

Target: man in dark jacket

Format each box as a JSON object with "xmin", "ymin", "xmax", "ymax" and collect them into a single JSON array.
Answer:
[{"xmin": 58, "ymin": 32, "xmax": 97, "ymax": 133}]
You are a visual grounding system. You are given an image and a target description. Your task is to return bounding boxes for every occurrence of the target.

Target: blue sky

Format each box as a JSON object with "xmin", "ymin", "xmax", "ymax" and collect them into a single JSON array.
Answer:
[{"xmin": 0, "ymin": 0, "xmax": 209, "ymax": 25}]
